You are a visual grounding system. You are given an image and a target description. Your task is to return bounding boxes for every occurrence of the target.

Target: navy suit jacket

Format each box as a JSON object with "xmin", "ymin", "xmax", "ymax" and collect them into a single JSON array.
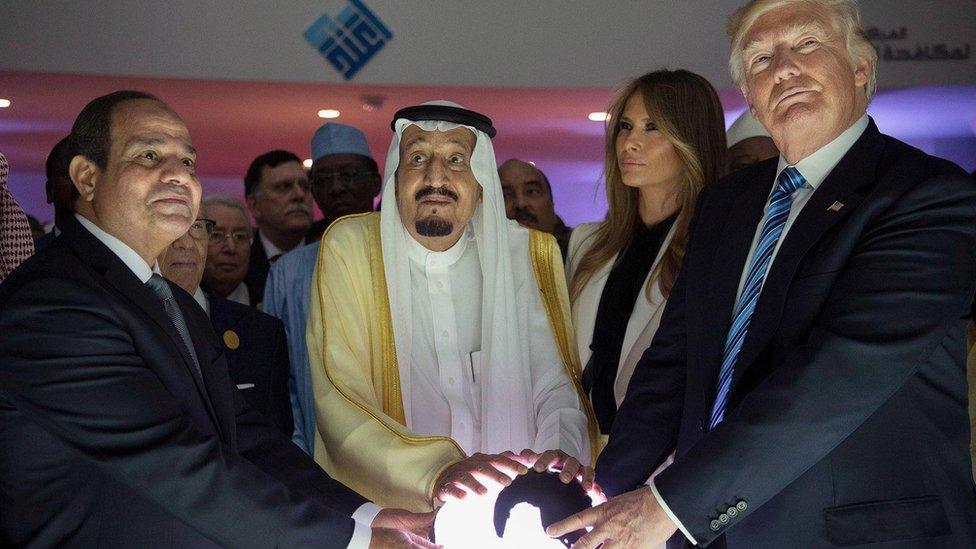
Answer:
[
  {"xmin": 207, "ymin": 292, "xmax": 294, "ymax": 437},
  {"xmin": 598, "ymin": 120, "xmax": 976, "ymax": 547},
  {"xmin": 0, "ymin": 216, "xmax": 367, "ymax": 547},
  {"xmin": 33, "ymin": 229, "xmax": 58, "ymax": 253}
]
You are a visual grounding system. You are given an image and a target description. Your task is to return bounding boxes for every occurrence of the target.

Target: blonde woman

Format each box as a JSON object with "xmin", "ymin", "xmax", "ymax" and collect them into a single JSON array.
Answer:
[{"xmin": 567, "ymin": 70, "xmax": 727, "ymax": 446}]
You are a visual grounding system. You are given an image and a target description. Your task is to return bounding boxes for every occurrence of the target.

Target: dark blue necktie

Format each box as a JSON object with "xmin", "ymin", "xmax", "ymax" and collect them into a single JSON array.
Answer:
[{"xmin": 709, "ymin": 167, "xmax": 806, "ymax": 428}]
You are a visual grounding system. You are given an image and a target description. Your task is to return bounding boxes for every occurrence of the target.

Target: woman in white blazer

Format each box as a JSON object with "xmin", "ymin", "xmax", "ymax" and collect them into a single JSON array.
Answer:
[{"xmin": 566, "ymin": 70, "xmax": 728, "ymax": 450}]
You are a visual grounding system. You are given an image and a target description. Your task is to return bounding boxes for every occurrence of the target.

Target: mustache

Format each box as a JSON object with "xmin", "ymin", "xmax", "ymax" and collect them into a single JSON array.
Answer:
[
  {"xmin": 415, "ymin": 186, "xmax": 459, "ymax": 202},
  {"xmin": 286, "ymin": 202, "xmax": 312, "ymax": 215},
  {"xmin": 513, "ymin": 209, "xmax": 538, "ymax": 224}
]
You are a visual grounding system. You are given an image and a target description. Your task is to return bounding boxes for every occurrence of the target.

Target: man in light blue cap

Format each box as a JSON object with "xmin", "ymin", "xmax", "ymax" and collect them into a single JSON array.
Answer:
[
  {"xmin": 264, "ymin": 122, "xmax": 381, "ymax": 453},
  {"xmin": 306, "ymin": 123, "xmax": 383, "ymax": 241}
]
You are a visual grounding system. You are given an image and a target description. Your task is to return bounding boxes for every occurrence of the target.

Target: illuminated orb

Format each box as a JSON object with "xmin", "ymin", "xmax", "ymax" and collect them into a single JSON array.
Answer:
[{"xmin": 434, "ymin": 471, "xmax": 595, "ymax": 548}]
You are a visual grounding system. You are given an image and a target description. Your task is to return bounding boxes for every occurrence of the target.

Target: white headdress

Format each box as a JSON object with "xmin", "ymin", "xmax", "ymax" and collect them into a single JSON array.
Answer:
[{"xmin": 379, "ymin": 101, "xmax": 535, "ymax": 453}]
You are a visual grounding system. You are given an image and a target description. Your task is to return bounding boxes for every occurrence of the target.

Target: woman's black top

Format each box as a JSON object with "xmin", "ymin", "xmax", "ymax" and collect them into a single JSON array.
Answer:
[{"xmin": 582, "ymin": 212, "xmax": 678, "ymax": 434}]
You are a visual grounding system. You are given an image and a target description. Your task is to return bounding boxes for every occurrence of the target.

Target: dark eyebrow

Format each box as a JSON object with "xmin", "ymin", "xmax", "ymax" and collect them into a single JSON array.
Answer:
[{"xmin": 126, "ymin": 137, "xmax": 196, "ymax": 156}]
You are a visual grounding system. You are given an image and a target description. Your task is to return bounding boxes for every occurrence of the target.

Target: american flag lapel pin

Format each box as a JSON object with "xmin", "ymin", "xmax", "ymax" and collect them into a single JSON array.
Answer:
[{"xmin": 827, "ymin": 201, "xmax": 845, "ymax": 212}]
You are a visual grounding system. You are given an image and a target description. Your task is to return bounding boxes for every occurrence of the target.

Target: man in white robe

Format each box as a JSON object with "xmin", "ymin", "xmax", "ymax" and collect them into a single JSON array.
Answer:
[{"xmin": 307, "ymin": 102, "xmax": 597, "ymax": 512}]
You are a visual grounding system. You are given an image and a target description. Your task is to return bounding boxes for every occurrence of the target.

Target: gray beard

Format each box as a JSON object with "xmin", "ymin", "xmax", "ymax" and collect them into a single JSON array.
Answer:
[{"xmin": 415, "ymin": 218, "xmax": 453, "ymax": 237}]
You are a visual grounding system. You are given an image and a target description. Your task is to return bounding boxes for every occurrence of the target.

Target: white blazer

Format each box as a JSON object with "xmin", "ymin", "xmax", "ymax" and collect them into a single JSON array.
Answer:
[{"xmin": 565, "ymin": 221, "xmax": 677, "ymax": 410}]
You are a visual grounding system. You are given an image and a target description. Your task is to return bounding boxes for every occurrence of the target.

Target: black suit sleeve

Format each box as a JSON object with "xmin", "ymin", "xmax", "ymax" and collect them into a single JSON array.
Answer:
[
  {"xmin": 595, "ymin": 187, "xmax": 707, "ymax": 496},
  {"xmin": 654, "ymin": 173, "xmax": 976, "ymax": 544},
  {"xmin": 0, "ymin": 276, "xmax": 359, "ymax": 548},
  {"xmin": 232, "ymin": 376, "xmax": 370, "ymax": 517}
]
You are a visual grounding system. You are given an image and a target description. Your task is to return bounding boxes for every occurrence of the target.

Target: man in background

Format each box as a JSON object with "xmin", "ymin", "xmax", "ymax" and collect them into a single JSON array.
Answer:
[
  {"xmin": 499, "ymin": 158, "xmax": 573, "ymax": 258},
  {"xmin": 34, "ymin": 136, "xmax": 75, "ymax": 251},
  {"xmin": 263, "ymin": 122, "xmax": 380, "ymax": 453},
  {"xmin": 202, "ymin": 194, "xmax": 253, "ymax": 306},
  {"xmin": 726, "ymin": 110, "xmax": 779, "ymax": 171},
  {"xmin": 243, "ymin": 150, "xmax": 313, "ymax": 306},
  {"xmin": 160, "ymin": 209, "xmax": 294, "ymax": 435},
  {"xmin": 306, "ymin": 122, "xmax": 382, "ymax": 241}
]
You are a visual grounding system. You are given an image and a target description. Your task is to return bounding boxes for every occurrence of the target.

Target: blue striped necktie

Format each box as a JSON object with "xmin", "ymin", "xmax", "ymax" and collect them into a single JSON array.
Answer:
[{"xmin": 709, "ymin": 166, "xmax": 806, "ymax": 428}]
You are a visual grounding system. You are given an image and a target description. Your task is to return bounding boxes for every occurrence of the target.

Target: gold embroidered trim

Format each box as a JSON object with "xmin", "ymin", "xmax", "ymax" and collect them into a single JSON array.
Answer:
[
  {"xmin": 529, "ymin": 229, "xmax": 600, "ymax": 464},
  {"xmin": 369, "ymin": 214, "xmax": 406, "ymax": 425},
  {"xmin": 317, "ymin": 213, "xmax": 465, "ymax": 453}
]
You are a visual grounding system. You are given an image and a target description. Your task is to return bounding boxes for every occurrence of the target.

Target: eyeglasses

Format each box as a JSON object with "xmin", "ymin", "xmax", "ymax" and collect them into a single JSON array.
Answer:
[
  {"xmin": 187, "ymin": 218, "xmax": 216, "ymax": 240},
  {"xmin": 312, "ymin": 170, "xmax": 377, "ymax": 186},
  {"xmin": 209, "ymin": 229, "xmax": 253, "ymax": 247}
]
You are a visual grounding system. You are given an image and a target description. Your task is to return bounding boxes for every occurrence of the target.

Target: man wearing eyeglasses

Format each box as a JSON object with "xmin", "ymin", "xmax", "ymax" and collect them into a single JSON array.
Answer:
[
  {"xmin": 243, "ymin": 150, "xmax": 314, "ymax": 306},
  {"xmin": 202, "ymin": 194, "xmax": 254, "ymax": 306},
  {"xmin": 263, "ymin": 122, "xmax": 381, "ymax": 454},
  {"xmin": 159, "ymin": 212, "xmax": 293, "ymax": 435}
]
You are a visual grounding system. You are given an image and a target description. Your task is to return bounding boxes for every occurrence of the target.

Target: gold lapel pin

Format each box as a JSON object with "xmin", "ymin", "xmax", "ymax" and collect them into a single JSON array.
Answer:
[
  {"xmin": 223, "ymin": 330, "xmax": 240, "ymax": 350},
  {"xmin": 827, "ymin": 201, "xmax": 845, "ymax": 212}
]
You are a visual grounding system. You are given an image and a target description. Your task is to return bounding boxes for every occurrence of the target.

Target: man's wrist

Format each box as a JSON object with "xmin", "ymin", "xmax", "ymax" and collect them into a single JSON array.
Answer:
[{"xmin": 650, "ymin": 480, "xmax": 698, "ymax": 545}]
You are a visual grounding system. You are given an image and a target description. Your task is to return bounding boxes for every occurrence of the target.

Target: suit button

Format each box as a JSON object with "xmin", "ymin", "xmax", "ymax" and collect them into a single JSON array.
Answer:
[
  {"xmin": 726, "ymin": 506, "xmax": 738, "ymax": 518},
  {"xmin": 709, "ymin": 519, "xmax": 721, "ymax": 531},
  {"xmin": 719, "ymin": 513, "xmax": 730, "ymax": 524},
  {"xmin": 736, "ymin": 500, "xmax": 748, "ymax": 512}
]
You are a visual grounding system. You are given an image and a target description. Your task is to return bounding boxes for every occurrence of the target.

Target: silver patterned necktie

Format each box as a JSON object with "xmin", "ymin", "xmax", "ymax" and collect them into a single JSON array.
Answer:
[{"xmin": 145, "ymin": 273, "xmax": 203, "ymax": 378}]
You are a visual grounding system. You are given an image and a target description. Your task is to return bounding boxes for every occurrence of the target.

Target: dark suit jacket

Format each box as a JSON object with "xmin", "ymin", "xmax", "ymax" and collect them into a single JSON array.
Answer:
[
  {"xmin": 208, "ymin": 292, "xmax": 294, "ymax": 437},
  {"xmin": 0, "ymin": 216, "xmax": 367, "ymax": 548},
  {"xmin": 33, "ymin": 230, "xmax": 57, "ymax": 253},
  {"xmin": 244, "ymin": 230, "xmax": 269, "ymax": 307},
  {"xmin": 598, "ymin": 120, "xmax": 976, "ymax": 547}
]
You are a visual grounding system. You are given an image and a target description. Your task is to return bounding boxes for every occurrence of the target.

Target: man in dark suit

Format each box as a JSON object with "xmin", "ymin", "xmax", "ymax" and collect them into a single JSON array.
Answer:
[
  {"xmin": 159, "ymin": 210, "xmax": 293, "ymax": 436},
  {"xmin": 0, "ymin": 90, "xmax": 434, "ymax": 548},
  {"xmin": 243, "ymin": 150, "xmax": 314, "ymax": 306},
  {"xmin": 34, "ymin": 135, "xmax": 75, "ymax": 252},
  {"xmin": 550, "ymin": 1, "xmax": 976, "ymax": 547}
]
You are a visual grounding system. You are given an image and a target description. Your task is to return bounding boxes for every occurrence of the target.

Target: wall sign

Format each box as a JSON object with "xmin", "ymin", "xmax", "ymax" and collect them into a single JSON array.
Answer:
[
  {"xmin": 304, "ymin": 0, "xmax": 393, "ymax": 80},
  {"xmin": 868, "ymin": 26, "xmax": 971, "ymax": 62}
]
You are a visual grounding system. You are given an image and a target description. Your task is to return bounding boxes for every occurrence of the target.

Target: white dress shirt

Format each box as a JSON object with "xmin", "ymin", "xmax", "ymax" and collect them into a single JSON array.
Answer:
[
  {"xmin": 406, "ymin": 229, "xmax": 485, "ymax": 454},
  {"xmin": 75, "ymin": 214, "xmax": 156, "ymax": 281},
  {"xmin": 656, "ymin": 114, "xmax": 869, "ymax": 545},
  {"xmin": 258, "ymin": 230, "xmax": 285, "ymax": 260},
  {"xmin": 403, "ymin": 227, "xmax": 588, "ymax": 461},
  {"xmin": 77, "ymin": 214, "xmax": 379, "ymax": 549},
  {"xmin": 192, "ymin": 287, "xmax": 210, "ymax": 315},
  {"xmin": 224, "ymin": 282, "xmax": 250, "ymax": 306}
]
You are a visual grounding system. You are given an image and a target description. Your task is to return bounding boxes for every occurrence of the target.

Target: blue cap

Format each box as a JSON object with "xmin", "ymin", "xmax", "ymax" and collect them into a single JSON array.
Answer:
[{"xmin": 311, "ymin": 123, "xmax": 373, "ymax": 161}]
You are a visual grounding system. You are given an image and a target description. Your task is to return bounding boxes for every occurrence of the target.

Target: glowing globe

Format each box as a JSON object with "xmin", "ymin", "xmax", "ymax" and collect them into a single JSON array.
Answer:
[{"xmin": 434, "ymin": 470, "xmax": 595, "ymax": 548}]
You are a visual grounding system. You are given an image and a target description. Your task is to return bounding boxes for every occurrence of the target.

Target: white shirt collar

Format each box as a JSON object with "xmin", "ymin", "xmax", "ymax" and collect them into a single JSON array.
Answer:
[
  {"xmin": 405, "ymin": 225, "xmax": 472, "ymax": 269},
  {"xmin": 258, "ymin": 230, "xmax": 284, "ymax": 259},
  {"xmin": 776, "ymin": 114, "xmax": 869, "ymax": 189},
  {"xmin": 193, "ymin": 287, "xmax": 210, "ymax": 316},
  {"xmin": 75, "ymin": 213, "xmax": 157, "ymax": 283},
  {"xmin": 225, "ymin": 282, "xmax": 250, "ymax": 306}
]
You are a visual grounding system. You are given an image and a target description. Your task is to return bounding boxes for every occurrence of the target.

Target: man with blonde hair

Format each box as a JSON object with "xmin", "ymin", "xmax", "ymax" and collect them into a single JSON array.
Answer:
[{"xmin": 551, "ymin": 1, "xmax": 976, "ymax": 547}]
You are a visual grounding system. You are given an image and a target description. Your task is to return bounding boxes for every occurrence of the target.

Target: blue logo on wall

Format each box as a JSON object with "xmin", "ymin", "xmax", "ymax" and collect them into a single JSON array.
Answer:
[{"xmin": 304, "ymin": 0, "xmax": 393, "ymax": 80}]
